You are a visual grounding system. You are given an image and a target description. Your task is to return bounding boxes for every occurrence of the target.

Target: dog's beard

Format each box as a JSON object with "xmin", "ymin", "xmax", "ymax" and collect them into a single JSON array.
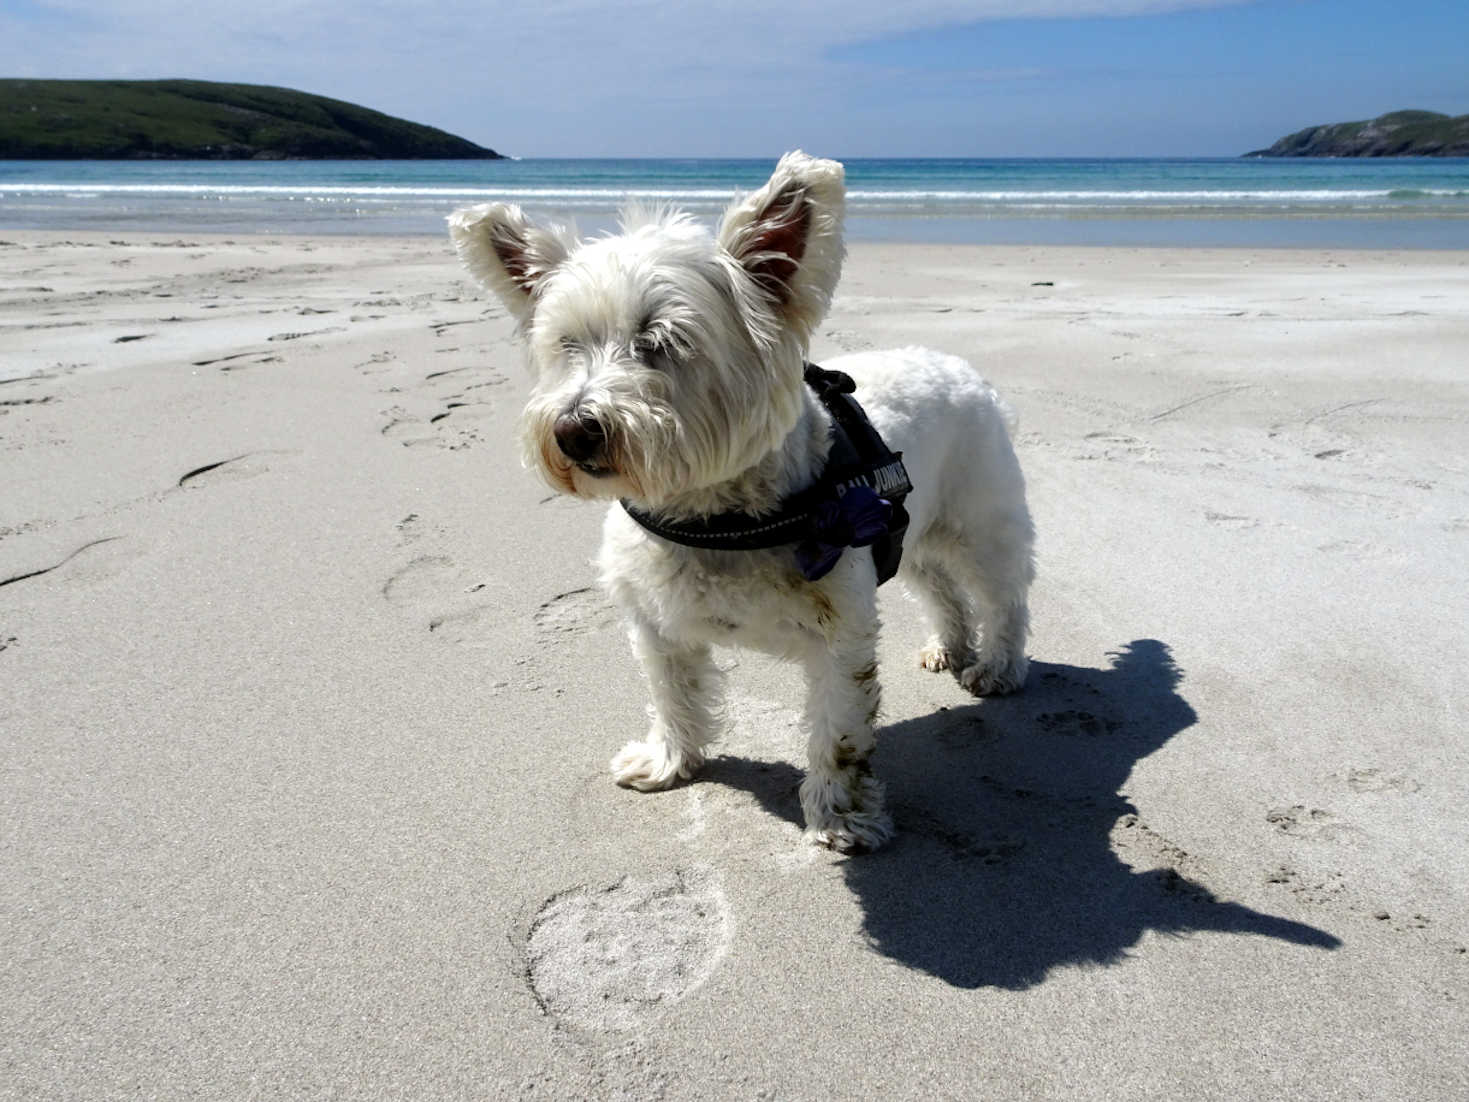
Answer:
[
  {"xmin": 519, "ymin": 374, "xmax": 797, "ymax": 509},
  {"xmin": 520, "ymin": 388, "xmax": 679, "ymax": 503},
  {"xmin": 525, "ymin": 419, "xmax": 643, "ymax": 501}
]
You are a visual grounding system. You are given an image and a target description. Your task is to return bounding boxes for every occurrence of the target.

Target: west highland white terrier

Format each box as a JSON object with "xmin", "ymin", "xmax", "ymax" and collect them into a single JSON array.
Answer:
[{"xmin": 449, "ymin": 152, "xmax": 1033, "ymax": 852}]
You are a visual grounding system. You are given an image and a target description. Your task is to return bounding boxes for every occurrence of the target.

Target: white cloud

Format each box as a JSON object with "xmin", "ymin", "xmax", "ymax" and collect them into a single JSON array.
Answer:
[{"xmin": 0, "ymin": 0, "xmax": 1256, "ymax": 154}]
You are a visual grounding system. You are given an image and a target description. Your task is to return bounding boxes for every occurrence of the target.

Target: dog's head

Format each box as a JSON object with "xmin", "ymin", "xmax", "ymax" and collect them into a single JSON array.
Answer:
[{"xmin": 448, "ymin": 151, "xmax": 845, "ymax": 507}]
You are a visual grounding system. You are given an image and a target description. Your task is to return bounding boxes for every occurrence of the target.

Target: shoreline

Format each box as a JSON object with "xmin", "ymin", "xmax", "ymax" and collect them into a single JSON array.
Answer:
[
  {"xmin": 5, "ymin": 213, "xmax": 1469, "ymax": 250},
  {"xmin": 5, "ymin": 154, "xmax": 1468, "ymax": 249},
  {"xmin": 3, "ymin": 230, "xmax": 1466, "ymax": 1098}
]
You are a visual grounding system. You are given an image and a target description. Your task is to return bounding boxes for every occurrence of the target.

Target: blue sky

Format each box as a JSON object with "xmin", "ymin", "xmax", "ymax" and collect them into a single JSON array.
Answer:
[{"xmin": 2, "ymin": 1, "xmax": 1465, "ymax": 157}]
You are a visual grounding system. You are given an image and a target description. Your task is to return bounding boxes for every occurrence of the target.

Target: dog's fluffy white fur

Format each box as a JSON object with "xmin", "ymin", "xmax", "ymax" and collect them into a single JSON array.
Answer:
[{"xmin": 449, "ymin": 152, "xmax": 1034, "ymax": 852}]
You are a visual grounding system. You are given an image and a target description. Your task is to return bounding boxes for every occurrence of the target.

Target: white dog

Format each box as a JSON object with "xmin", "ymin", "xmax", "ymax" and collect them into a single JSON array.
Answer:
[{"xmin": 449, "ymin": 152, "xmax": 1033, "ymax": 852}]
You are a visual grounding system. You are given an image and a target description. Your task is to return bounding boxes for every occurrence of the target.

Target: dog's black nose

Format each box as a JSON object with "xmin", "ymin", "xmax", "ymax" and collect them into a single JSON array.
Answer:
[{"xmin": 553, "ymin": 411, "xmax": 606, "ymax": 463}]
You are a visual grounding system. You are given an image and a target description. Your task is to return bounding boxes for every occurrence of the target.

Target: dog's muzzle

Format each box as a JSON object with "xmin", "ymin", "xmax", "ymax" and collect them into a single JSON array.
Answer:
[{"xmin": 553, "ymin": 410, "xmax": 610, "ymax": 474}]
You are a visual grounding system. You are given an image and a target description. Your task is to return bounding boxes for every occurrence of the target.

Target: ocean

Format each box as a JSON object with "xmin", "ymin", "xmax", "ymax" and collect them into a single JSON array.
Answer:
[{"xmin": 3, "ymin": 157, "xmax": 1468, "ymax": 248}]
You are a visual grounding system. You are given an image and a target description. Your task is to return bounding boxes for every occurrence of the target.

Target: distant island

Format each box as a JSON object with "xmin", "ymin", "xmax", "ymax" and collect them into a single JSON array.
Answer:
[
  {"xmin": 1245, "ymin": 110, "xmax": 1469, "ymax": 157},
  {"xmin": 0, "ymin": 78, "xmax": 504, "ymax": 159}
]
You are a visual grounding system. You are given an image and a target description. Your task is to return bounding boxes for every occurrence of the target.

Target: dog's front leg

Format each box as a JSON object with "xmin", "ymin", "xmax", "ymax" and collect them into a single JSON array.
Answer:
[
  {"xmin": 610, "ymin": 619, "xmax": 722, "ymax": 791},
  {"xmin": 799, "ymin": 632, "xmax": 894, "ymax": 853}
]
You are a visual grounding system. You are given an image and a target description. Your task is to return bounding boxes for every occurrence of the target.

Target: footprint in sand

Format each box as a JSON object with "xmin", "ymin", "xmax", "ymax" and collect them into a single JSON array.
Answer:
[
  {"xmin": 353, "ymin": 351, "xmax": 397, "ymax": 375},
  {"xmin": 1265, "ymin": 804, "xmax": 1361, "ymax": 842},
  {"xmin": 425, "ymin": 604, "xmax": 504, "ymax": 647},
  {"xmin": 174, "ymin": 452, "xmax": 284, "ymax": 490},
  {"xmin": 1335, "ymin": 767, "xmax": 1422, "ymax": 795},
  {"xmin": 1312, "ymin": 538, "xmax": 1416, "ymax": 567},
  {"xmin": 1077, "ymin": 432, "xmax": 1157, "ymax": 462},
  {"xmin": 0, "ymin": 394, "xmax": 56, "ymax": 410},
  {"xmin": 382, "ymin": 555, "xmax": 503, "ymax": 650},
  {"xmin": 396, "ymin": 512, "xmax": 427, "ymax": 544},
  {"xmin": 1265, "ymin": 864, "xmax": 1347, "ymax": 906},
  {"xmin": 380, "ymin": 412, "xmax": 438, "ymax": 447},
  {"xmin": 1370, "ymin": 910, "xmax": 1433, "ymax": 933},
  {"xmin": 1035, "ymin": 709, "xmax": 1121, "ymax": 737},
  {"xmin": 1204, "ymin": 509, "xmax": 1258, "ymax": 530},
  {"xmin": 1111, "ymin": 814, "xmax": 1219, "ymax": 902},
  {"xmin": 1038, "ymin": 669, "xmax": 1105, "ymax": 699},
  {"xmin": 526, "ymin": 866, "xmax": 731, "ymax": 1031},
  {"xmin": 266, "ymin": 326, "xmax": 344, "ymax": 342},
  {"xmin": 533, "ymin": 588, "xmax": 619, "ymax": 637},
  {"xmin": 379, "ymin": 388, "xmax": 497, "ymax": 451},
  {"xmin": 191, "ymin": 350, "xmax": 260, "ymax": 369},
  {"xmin": 902, "ymin": 805, "xmax": 1027, "ymax": 866},
  {"xmin": 929, "ymin": 708, "xmax": 995, "ymax": 751},
  {"xmin": 0, "ymin": 536, "xmax": 139, "ymax": 589}
]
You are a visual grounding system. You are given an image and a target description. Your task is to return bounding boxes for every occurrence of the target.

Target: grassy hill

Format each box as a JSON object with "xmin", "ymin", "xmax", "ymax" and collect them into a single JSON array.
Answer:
[
  {"xmin": 1245, "ymin": 110, "xmax": 1469, "ymax": 157},
  {"xmin": 0, "ymin": 79, "xmax": 503, "ymax": 159}
]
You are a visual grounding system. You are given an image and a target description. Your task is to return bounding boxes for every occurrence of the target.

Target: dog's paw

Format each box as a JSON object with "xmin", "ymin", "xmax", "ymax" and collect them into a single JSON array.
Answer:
[
  {"xmin": 918, "ymin": 639, "xmax": 953, "ymax": 672},
  {"xmin": 958, "ymin": 653, "xmax": 1029, "ymax": 696},
  {"xmin": 610, "ymin": 739, "xmax": 702, "ymax": 792},
  {"xmin": 805, "ymin": 809, "xmax": 895, "ymax": 854},
  {"xmin": 800, "ymin": 771, "xmax": 894, "ymax": 854}
]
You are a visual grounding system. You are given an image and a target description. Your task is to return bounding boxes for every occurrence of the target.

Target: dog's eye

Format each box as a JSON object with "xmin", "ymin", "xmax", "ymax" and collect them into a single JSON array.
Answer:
[
  {"xmin": 559, "ymin": 336, "xmax": 581, "ymax": 356},
  {"xmin": 631, "ymin": 333, "xmax": 659, "ymax": 360}
]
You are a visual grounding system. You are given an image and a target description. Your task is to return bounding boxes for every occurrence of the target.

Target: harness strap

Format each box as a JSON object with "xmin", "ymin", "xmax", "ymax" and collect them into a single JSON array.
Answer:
[{"xmin": 621, "ymin": 363, "xmax": 913, "ymax": 585}]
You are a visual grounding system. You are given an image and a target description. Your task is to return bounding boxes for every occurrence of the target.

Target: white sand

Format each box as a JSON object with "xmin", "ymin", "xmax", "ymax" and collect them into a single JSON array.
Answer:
[{"xmin": 3, "ymin": 231, "xmax": 1466, "ymax": 1099}]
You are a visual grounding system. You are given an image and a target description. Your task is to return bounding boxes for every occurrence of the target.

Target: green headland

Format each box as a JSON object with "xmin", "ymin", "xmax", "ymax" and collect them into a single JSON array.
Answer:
[{"xmin": 0, "ymin": 78, "xmax": 503, "ymax": 159}]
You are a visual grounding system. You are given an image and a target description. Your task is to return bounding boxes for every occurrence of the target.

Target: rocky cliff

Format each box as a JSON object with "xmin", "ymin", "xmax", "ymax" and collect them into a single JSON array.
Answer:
[{"xmin": 1245, "ymin": 110, "xmax": 1469, "ymax": 157}]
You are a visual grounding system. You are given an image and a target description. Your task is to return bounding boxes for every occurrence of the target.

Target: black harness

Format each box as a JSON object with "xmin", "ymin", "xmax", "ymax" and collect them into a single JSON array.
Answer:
[{"xmin": 621, "ymin": 363, "xmax": 913, "ymax": 585}]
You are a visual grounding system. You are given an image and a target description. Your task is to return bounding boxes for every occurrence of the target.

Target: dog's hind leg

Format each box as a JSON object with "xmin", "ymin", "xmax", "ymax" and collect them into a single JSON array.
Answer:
[
  {"xmin": 610, "ymin": 621, "xmax": 723, "ymax": 791},
  {"xmin": 907, "ymin": 556, "xmax": 977, "ymax": 675},
  {"xmin": 799, "ymin": 627, "xmax": 894, "ymax": 853},
  {"xmin": 950, "ymin": 524, "xmax": 1033, "ymax": 697}
]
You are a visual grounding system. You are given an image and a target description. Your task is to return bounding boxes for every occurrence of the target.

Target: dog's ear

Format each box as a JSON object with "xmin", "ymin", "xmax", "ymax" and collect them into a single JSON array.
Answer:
[
  {"xmin": 717, "ymin": 151, "xmax": 845, "ymax": 342},
  {"xmin": 447, "ymin": 202, "xmax": 574, "ymax": 323}
]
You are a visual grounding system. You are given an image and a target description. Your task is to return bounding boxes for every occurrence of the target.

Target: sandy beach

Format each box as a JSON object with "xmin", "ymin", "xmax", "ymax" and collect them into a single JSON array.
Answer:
[{"xmin": 3, "ymin": 230, "xmax": 1466, "ymax": 1099}]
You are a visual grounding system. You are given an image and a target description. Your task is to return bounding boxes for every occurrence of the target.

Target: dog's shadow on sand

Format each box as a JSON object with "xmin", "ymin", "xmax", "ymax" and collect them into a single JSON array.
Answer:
[{"xmin": 703, "ymin": 639, "xmax": 1340, "ymax": 990}]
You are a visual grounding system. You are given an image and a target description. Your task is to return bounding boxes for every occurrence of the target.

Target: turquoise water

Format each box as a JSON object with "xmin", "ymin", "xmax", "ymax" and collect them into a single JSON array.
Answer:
[{"xmin": 3, "ymin": 157, "xmax": 1468, "ymax": 247}]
